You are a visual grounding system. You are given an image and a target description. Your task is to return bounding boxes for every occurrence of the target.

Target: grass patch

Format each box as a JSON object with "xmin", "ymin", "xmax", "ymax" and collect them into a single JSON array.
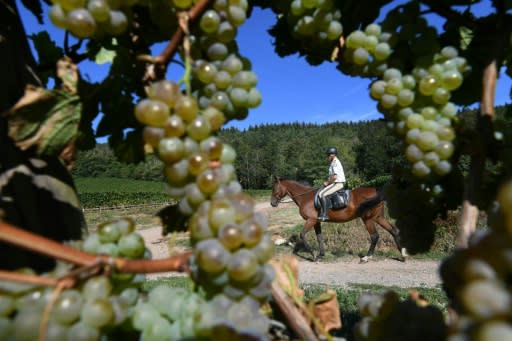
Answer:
[{"xmin": 75, "ymin": 177, "xmax": 167, "ymax": 193}]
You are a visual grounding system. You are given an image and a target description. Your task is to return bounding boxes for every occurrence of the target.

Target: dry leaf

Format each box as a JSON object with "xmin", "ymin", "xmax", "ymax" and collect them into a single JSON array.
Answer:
[
  {"xmin": 270, "ymin": 255, "xmax": 304, "ymax": 298},
  {"xmin": 312, "ymin": 289, "xmax": 342, "ymax": 333}
]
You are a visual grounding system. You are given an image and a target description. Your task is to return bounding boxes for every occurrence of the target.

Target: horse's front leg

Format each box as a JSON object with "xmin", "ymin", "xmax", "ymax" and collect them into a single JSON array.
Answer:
[
  {"xmin": 361, "ymin": 218, "xmax": 379, "ymax": 263},
  {"xmin": 299, "ymin": 219, "xmax": 317, "ymax": 260},
  {"xmin": 314, "ymin": 223, "xmax": 325, "ymax": 260}
]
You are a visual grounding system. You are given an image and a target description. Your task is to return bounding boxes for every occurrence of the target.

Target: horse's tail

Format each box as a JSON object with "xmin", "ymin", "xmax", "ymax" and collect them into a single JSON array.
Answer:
[{"xmin": 356, "ymin": 187, "xmax": 384, "ymax": 217}]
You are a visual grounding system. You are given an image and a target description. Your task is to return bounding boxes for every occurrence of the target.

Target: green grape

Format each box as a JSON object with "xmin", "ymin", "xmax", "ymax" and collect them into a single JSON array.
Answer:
[
  {"xmin": 365, "ymin": 23, "xmax": 382, "ymax": 36},
  {"xmin": 202, "ymin": 106, "xmax": 225, "ymax": 131},
  {"xmin": 200, "ymin": 10, "xmax": 220, "ymax": 34},
  {"xmin": 436, "ymin": 125, "xmax": 455, "ymax": 141},
  {"xmin": 380, "ymin": 94, "xmax": 397, "ymax": 109},
  {"xmin": 68, "ymin": 321, "xmax": 100, "ymax": 341},
  {"xmin": 187, "ymin": 116, "xmax": 212, "ymax": 141},
  {"xmin": 44, "ymin": 321, "xmax": 68, "ymax": 341},
  {"xmin": 405, "ymin": 144, "xmax": 423, "ymax": 163},
  {"xmin": 189, "ymin": 212, "xmax": 214, "ymax": 242},
  {"xmin": 88, "ymin": 0, "xmax": 110, "ymax": 22},
  {"xmin": 132, "ymin": 302, "xmax": 160, "ymax": 330},
  {"xmin": 59, "ymin": 0, "xmax": 87, "ymax": 11},
  {"xmin": 440, "ymin": 102, "xmax": 457, "ymax": 118},
  {"xmin": 386, "ymin": 78, "xmax": 403, "ymax": 95},
  {"xmin": 200, "ymin": 136, "xmax": 224, "ymax": 160},
  {"xmin": 407, "ymin": 113, "xmax": 424, "ymax": 129},
  {"xmin": 423, "ymin": 151, "xmax": 440, "ymax": 167},
  {"xmin": 247, "ymin": 88, "xmax": 262, "ymax": 108},
  {"xmin": 143, "ymin": 126, "xmax": 165, "ymax": 147},
  {"xmin": 432, "ymin": 87, "xmax": 450, "ymax": 104},
  {"xmin": 326, "ymin": 21, "xmax": 342, "ymax": 40},
  {"xmin": 98, "ymin": 221, "xmax": 122, "ymax": 243},
  {"xmin": 214, "ymin": 70, "xmax": 232, "ymax": 89},
  {"xmin": 363, "ymin": 35, "xmax": 378, "ymax": 51},
  {"xmin": 434, "ymin": 141, "xmax": 454, "ymax": 159},
  {"xmin": 82, "ymin": 233, "xmax": 101, "ymax": 253},
  {"xmin": 80, "ymin": 298, "xmax": 114, "ymax": 328},
  {"xmin": 196, "ymin": 239, "xmax": 230, "ymax": 273},
  {"xmin": 290, "ymin": 0, "xmax": 304, "ymax": 16},
  {"xmin": 104, "ymin": 10, "xmax": 128, "ymax": 36},
  {"xmin": 49, "ymin": 4, "xmax": 68, "ymax": 29},
  {"xmin": 218, "ymin": 223, "xmax": 243, "ymax": 250},
  {"xmin": 374, "ymin": 42, "xmax": 391, "ymax": 61},
  {"xmin": 353, "ymin": 47, "xmax": 370, "ymax": 65},
  {"xmin": 241, "ymin": 220, "xmax": 263, "ymax": 247},
  {"xmin": 397, "ymin": 88, "xmax": 414, "ymax": 106},
  {"xmin": 175, "ymin": 96, "xmax": 199, "ymax": 122},
  {"xmin": 67, "ymin": 8, "xmax": 96, "ymax": 38},
  {"xmin": 197, "ymin": 169, "xmax": 220, "ymax": 195},
  {"xmin": 147, "ymin": 80, "xmax": 181, "ymax": 108},
  {"xmin": 210, "ymin": 91, "xmax": 230, "ymax": 110},
  {"xmin": 442, "ymin": 69, "xmax": 463, "ymax": 90},
  {"xmin": 165, "ymin": 114, "xmax": 186, "ymax": 137},
  {"xmin": 222, "ymin": 55, "xmax": 243, "ymax": 75},
  {"xmin": 185, "ymin": 183, "xmax": 207, "ymax": 206},
  {"xmin": 475, "ymin": 321, "xmax": 512, "ymax": 341},
  {"xmin": 421, "ymin": 119, "xmax": 440, "ymax": 133},
  {"xmin": 412, "ymin": 160, "xmax": 431, "ymax": 177},
  {"xmin": 83, "ymin": 276, "xmax": 112, "ymax": 300},
  {"xmin": 197, "ymin": 62, "xmax": 218, "ymax": 84},
  {"xmin": 228, "ymin": 5, "xmax": 246, "ymax": 27},
  {"xmin": 227, "ymin": 249, "xmax": 258, "ymax": 282},
  {"xmin": 0, "ymin": 294, "xmax": 15, "ymax": 316},
  {"xmin": 370, "ymin": 80, "xmax": 386, "ymax": 99},
  {"xmin": 164, "ymin": 159, "xmax": 190, "ymax": 186},
  {"xmin": 13, "ymin": 310, "xmax": 41, "ymax": 341},
  {"xmin": 346, "ymin": 30, "xmax": 365, "ymax": 49},
  {"xmin": 118, "ymin": 233, "xmax": 145, "ymax": 258},
  {"xmin": 51, "ymin": 289, "xmax": 83, "ymax": 325},
  {"xmin": 229, "ymin": 87, "xmax": 249, "ymax": 107},
  {"xmin": 135, "ymin": 99, "xmax": 170, "ymax": 128},
  {"xmin": 417, "ymin": 131, "xmax": 439, "ymax": 151},
  {"xmin": 208, "ymin": 198, "xmax": 236, "ymax": 232},
  {"xmin": 383, "ymin": 68, "xmax": 402, "ymax": 81},
  {"xmin": 188, "ymin": 152, "xmax": 209, "ymax": 176},
  {"xmin": 207, "ymin": 42, "xmax": 229, "ymax": 61},
  {"xmin": 158, "ymin": 137, "xmax": 185, "ymax": 164},
  {"xmin": 418, "ymin": 75, "xmax": 438, "ymax": 96},
  {"xmin": 433, "ymin": 160, "xmax": 452, "ymax": 175},
  {"xmin": 216, "ymin": 21, "xmax": 236, "ymax": 43},
  {"xmin": 461, "ymin": 279, "xmax": 511, "ymax": 319}
]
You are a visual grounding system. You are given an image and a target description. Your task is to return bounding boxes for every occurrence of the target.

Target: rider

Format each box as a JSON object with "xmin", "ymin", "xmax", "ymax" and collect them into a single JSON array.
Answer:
[{"xmin": 318, "ymin": 146, "xmax": 346, "ymax": 221}]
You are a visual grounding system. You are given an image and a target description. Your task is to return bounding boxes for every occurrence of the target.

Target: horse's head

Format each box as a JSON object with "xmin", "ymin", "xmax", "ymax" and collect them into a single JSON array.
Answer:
[{"xmin": 270, "ymin": 176, "xmax": 287, "ymax": 207}]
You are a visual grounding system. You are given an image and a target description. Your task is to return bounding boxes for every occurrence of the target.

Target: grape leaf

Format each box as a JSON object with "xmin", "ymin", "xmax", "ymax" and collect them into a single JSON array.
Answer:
[{"xmin": 95, "ymin": 47, "xmax": 117, "ymax": 65}]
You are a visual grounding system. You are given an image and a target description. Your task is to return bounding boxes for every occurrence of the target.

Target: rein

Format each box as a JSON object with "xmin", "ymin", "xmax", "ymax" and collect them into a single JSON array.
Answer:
[{"xmin": 276, "ymin": 187, "xmax": 317, "ymax": 204}]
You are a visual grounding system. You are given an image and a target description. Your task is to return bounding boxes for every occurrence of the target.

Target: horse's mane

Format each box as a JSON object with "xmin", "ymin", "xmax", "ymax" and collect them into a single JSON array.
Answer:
[{"xmin": 278, "ymin": 177, "xmax": 312, "ymax": 187}]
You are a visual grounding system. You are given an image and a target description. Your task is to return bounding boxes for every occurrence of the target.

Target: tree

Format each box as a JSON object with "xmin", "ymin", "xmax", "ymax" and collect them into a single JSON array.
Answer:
[{"xmin": 2, "ymin": 0, "xmax": 512, "ymax": 340}]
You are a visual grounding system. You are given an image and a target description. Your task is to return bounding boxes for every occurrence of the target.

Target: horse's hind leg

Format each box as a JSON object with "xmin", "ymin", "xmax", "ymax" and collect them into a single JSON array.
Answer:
[
  {"xmin": 314, "ymin": 223, "xmax": 325, "ymax": 260},
  {"xmin": 361, "ymin": 218, "xmax": 379, "ymax": 263},
  {"xmin": 376, "ymin": 216, "xmax": 407, "ymax": 261},
  {"xmin": 299, "ymin": 219, "xmax": 317, "ymax": 260}
]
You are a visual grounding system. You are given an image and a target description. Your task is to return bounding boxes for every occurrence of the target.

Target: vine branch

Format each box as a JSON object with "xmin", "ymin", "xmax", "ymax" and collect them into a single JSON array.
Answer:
[
  {"xmin": 0, "ymin": 221, "xmax": 191, "ymax": 282},
  {"xmin": 140, "ymin": 0, "xmax": 213, "ymax": 81}
]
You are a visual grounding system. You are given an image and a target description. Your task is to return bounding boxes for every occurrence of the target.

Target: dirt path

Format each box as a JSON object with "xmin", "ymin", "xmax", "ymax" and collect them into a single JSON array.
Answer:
[{"xmin": 138, "ymin": 201, "xmax": 443, "ymax": 288}]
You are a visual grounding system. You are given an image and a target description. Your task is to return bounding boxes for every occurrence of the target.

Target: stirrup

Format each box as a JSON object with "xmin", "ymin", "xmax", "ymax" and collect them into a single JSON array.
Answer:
[{"xmin": 317, "ymin": 215, "xmax": 328, "ymax": 222}]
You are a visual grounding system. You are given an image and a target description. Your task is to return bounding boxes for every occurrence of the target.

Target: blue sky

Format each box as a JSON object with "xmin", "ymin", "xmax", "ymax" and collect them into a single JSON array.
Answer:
[{"xmin": 19, "ymin": 1, "xmax": 512, "ymax": 132}]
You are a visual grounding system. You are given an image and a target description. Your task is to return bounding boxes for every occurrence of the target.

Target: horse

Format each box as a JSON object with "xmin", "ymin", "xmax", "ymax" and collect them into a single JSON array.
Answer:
[{"xmin": 270, "ymin": 177, "xmax": 407, "ymax": 262}]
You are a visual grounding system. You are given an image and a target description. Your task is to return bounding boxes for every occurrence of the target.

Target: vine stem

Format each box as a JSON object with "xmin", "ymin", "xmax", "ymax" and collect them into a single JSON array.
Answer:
[
  {"xmin": 142, "ymin": 0, "xmax": 213, "ymax": 81},
  {"xmin": 0, "ymin": 221, "xmax": 191, "ymax": 281}
]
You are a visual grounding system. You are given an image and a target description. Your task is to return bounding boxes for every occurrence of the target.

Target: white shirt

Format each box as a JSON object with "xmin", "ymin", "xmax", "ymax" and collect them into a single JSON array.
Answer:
[{"xmin": 329, "ymin": 157, "xmax": 346, "ymax": 183}]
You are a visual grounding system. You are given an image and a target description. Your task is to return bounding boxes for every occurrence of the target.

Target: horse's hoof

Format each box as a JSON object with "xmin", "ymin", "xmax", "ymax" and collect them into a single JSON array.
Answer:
[
  {"xmin": 314, "ymin": 254, "xmax": 325, "ymax": 262},
  {"xmin": 360, "ymin": 256, "xmax": 369, "ymax": 263}
]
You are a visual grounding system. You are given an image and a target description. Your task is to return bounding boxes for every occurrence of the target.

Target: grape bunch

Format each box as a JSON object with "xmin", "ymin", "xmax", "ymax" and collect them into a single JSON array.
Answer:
[
  {"xmin": 188, "ymin": 0, "xmax": 262, "ymax": 121},
  {"xmin": 344, "ymin": 22, "xmax": 468, "ymax": 182},
  {"xmin": 354, "ymin": 290, "xmax": 446, "ymax": 341},
  {"xmin": 439, "ymin": 180, "xmax": 512, "ymax": 341},
  {"xmin": 0, "ymin": 218, "xmax": 149, "ymax": 340},
  {"xmin": 285, "ymin": 0, "xmax": 343, "ymax": 45},
  {"xmin": 48, "ymin": 0, "xmax": 136, "ymax": 38}
]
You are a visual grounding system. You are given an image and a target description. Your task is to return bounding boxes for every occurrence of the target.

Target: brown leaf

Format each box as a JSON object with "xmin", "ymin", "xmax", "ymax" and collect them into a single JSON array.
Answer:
[{"xmin": 312, "ymin": 289, "xmax": 342, "ymax": 333}]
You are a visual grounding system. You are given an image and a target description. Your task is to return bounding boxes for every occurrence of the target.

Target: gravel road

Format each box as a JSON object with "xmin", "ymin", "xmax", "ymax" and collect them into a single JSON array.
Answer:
[{"xmin": 138, "ymin": 201, "xmax": 443, "ymax": 288}]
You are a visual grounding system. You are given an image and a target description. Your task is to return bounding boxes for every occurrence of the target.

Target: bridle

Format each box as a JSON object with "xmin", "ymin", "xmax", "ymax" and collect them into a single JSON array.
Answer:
[{"xmin": 273, "ymin": 179, "xmax": 317, "ymax": 204}]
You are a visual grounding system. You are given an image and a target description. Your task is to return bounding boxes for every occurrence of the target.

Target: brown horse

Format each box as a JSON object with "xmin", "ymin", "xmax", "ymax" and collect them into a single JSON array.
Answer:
[{"xmin": 270, "ymin": 177, "xmax": 407, "ymax": 262}]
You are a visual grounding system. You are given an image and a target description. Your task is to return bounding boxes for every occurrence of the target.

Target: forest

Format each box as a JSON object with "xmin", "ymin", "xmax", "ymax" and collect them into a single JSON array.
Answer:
[{"xmin": 73, "ymin": 104, "xmax": 511, "ymax": 190}]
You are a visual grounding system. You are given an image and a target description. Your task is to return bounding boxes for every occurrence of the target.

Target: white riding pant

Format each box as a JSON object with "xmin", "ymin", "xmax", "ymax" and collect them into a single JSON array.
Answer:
[{"xmin": 318, "ymin": 182, "xmax": 344, "ymax": 198}]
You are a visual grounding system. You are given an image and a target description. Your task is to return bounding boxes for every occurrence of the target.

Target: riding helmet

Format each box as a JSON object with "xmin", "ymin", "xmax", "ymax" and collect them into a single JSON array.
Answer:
[{"xmin": 325, "ymin": 147, "xmax": 337, "ymax": 155}]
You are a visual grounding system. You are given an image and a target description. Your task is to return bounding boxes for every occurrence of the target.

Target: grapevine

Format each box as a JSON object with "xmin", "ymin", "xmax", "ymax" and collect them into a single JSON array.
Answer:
[{"xmin": 2, "ymin": 0, "xmax": 512, "ymax": 340}]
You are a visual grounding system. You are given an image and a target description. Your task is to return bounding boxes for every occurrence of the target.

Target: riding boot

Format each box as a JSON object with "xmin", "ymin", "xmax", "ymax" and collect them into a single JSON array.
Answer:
[{"xmin": 318, "ymin": 197, "xmax": 329, "ymax": 221}]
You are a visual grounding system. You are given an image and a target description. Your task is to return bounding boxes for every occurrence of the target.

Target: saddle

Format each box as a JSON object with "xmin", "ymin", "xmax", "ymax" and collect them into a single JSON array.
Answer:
[{"xmin": 314, "ymin": 189, "xmax": 350, "ymax": 210}]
